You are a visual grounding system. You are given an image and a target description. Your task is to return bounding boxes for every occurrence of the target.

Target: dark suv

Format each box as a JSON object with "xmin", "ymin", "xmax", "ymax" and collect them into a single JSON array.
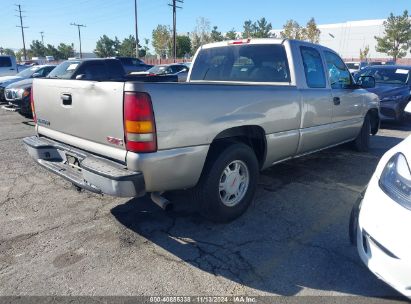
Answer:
[{"xmin": 113, "ymin": 57, "xmax": 153, "ymax": 74}]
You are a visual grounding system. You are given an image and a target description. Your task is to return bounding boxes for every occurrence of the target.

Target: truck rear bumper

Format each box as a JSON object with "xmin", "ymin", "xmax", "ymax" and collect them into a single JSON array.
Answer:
[{"xmin": 23, "ymin": 136, "xmax": 145, "ymax": 198}]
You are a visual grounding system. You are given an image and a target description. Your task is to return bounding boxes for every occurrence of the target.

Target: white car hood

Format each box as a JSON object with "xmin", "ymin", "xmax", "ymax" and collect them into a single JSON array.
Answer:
[
  {"xmin": 375, "ymin": 135, "xmax": 411, "ymax": 178},
  {"xmin": 0, "ymin": 76, "xmax": 19, "ymax": 84}
]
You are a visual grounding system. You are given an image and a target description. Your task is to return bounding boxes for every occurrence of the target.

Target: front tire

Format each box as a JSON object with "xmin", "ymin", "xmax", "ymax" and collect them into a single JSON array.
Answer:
[
  {"xmin": 353, "ymin": 114, "xmax": 371, "ymax": 152},
  {"xmin": 193, "ymin": 142, "xmax": 259, "ymax": 223}
]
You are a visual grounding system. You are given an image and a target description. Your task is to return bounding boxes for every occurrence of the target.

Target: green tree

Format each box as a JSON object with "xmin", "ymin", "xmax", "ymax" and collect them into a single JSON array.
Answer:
[
  {"xmin": 45, "ymin": 44, "xmax": 61, "ymax": 60},
  {"xmin": 57, "ymin": 43, "xmax": 75, "ymax": 59},
  {"xmin": 360, "ymin": 45, "xmax": 370, "ymax": 61},
  {"xmin": 254, "ymin": 17, "xmax": 273, "ymax": 38},
  {"xmin": 118, "ymin": 35, "xmax": 136, "ymax": 57},
  {"xmin": 30, "ymin": 40, "xmax": 47, "ymax": 57},
  {"xmin": 242, "ymin": 20, "xmax": 256, "ymax": 38},
  {"xmin": 211, "ymin": 26, "xmax": 224, "ymax": 42},
  {"xmin": 281, "ymin": 20, "xmax": 303, "ymax": 40},
  {"xmin": 174, "ymin": 35, "xmax": 191, "ymax": 57},
  {"xmin": 152, "ymin": 25, "xmax": 171, "ymax": 57},
  {"xmin": 225, "ymin": 28, "xmax": 238, "ymax": 40},
  {"xmin": 94, "ymin": 35, "xmax": 120, "ymax": 58},
  {"xmin": 2, "ymin": 48, "xmax": 15, "ymax": 56},
  {"xmin": 142, "ymin": 38, "xmax": 151, "ymax": 57},
  {"xmin": 302, "ymin": 18, "xmax": 321, "ymax": 43},
  {"xmin": 375, "ymin": 10, "xmax": 411, "ymax": 62}
]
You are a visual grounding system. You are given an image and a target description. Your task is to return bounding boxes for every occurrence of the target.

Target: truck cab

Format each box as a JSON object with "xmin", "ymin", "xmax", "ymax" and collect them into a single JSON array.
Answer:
[{"xmin": 0, "ymin": 56, "xmax": 18, "ymax": 76}]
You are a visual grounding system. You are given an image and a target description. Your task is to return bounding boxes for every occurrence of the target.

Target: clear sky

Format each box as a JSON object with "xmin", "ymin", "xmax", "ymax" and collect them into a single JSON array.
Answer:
[{"xmin": 1, "ymin": 0, "xmax": 409, "ymax": 53}]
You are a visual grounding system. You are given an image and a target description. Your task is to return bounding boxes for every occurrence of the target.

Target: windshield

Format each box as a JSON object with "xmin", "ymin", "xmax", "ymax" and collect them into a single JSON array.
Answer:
[
  {"xmin": 16, "ymin": 67, "xmax": 39, "ymax": 78},
  {"xmin": 358, "ymin": 67, "xmax": 410, "ymax": 85},
  {"xmin": 47, "ymin": 61, "xmax": 81, "ymax": 79},
  {"xmin": 148, "ymin": 65, "xmax": 168, "ymax": 74}
]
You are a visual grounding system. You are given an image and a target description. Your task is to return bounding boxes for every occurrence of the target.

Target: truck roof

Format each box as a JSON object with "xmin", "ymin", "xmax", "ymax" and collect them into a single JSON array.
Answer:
[
  {"xmin": 201, "ymin": 38, "xmax": 286, "ymax": 49},
  {"xmin": 200, "ymin": 38, "xmax": 332, "ymax": 53}
]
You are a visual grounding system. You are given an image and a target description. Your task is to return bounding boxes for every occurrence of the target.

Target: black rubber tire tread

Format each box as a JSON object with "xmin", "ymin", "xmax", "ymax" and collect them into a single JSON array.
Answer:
[{"xmin": 193, "ymin": 142, "xmax": 259, "ymax": 223}]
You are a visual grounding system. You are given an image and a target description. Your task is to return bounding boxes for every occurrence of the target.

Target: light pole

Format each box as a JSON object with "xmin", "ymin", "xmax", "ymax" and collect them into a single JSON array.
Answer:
[
  {"xmin": 71, "ymin": 23, "xmax": 86, "ymax": 59},
  {"xmin": 134, "ymin": 0, "xmax": 139, "ymax": 58}
]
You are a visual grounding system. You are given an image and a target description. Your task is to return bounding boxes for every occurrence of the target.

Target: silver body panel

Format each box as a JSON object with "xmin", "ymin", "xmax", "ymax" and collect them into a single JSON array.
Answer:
[{"xmin": 28, "ymin": 39, "xmax": 379, "ymax": 195}]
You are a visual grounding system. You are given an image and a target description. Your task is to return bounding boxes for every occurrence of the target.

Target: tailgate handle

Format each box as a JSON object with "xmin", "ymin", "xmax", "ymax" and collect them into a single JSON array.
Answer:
[{"xmin": 61, "ymin": 94, "xmax": 72, "ymax": 105}]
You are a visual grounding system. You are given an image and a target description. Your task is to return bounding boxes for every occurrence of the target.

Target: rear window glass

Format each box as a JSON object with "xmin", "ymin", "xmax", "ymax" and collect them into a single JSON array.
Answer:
[
  {"xmin": 0, "ymin": 57, "xmax": 12, "ymax": 67},
  {"xmin": 190, "ymin": 44, "xmax": 291, "ymax": 83}
]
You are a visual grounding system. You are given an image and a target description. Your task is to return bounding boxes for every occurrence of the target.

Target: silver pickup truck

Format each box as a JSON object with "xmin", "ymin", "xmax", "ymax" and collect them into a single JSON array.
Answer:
[{"xmin": 24, "ymin": 39, "xmax": 379, "ymax": 222}]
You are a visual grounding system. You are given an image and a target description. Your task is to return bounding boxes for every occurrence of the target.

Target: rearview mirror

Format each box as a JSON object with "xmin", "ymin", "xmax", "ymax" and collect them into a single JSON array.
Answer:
[{"xmin": 357, "ymin": 76, "xmax": 375, "ymax": 89}]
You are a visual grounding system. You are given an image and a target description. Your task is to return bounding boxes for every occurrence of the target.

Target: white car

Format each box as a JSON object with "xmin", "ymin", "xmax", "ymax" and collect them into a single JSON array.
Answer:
[{"xmin": 350, "ymin": 108, "xmax": 411, "ymax": 299}]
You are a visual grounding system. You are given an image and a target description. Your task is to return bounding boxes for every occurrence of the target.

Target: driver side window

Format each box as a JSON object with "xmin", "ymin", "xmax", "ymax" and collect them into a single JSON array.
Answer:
[{"xmin": 324, "ymin": 51, "xmax": 351, "ymax": 89}]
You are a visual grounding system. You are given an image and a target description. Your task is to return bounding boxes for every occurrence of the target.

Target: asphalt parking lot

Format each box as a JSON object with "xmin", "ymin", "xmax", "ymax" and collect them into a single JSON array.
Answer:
[{"xmin": 0, "ymin": 108, "xmax": 410, "ymax": 301}]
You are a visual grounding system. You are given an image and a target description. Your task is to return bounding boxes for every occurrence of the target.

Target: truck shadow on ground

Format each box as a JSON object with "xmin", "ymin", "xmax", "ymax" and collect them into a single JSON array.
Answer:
[{"xmin": 111, "ymin": 135, "xmax": 404, "ymax": 297}]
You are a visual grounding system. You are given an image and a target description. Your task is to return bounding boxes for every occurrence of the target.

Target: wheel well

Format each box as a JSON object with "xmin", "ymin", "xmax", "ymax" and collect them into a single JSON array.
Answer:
[
  {"xmin": 368, "ymin": 109, "xmax": 379, "ymax": 135},
  {"xmin": 209, "ymin": 126, "xmax": 267, "ymax": 169}
]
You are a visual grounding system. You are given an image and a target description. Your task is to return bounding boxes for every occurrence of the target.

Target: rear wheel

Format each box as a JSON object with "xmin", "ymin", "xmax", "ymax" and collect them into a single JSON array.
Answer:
[
  {"xmin": 193, "ymin": 142, "xmax": 259, "ymax": 223},
  {"xmin": 353, "ymin": 114, "xmax": 371, "ymax": 152}
]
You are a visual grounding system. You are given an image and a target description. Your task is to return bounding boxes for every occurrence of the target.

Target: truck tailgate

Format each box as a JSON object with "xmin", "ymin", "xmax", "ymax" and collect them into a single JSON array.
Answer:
[{"xmin": 33, "ymin": 79, "xmax": 127, "ymax": 162}]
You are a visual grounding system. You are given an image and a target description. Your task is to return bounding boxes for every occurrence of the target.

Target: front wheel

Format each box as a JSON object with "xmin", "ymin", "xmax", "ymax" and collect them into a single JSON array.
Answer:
[
  {"xmin": 352, "ymin": 114, "xmax": 371, "ymax": 152},
  {"xmin": 193, "ymin": 142, "xmax": 259, "ymax": 223}
]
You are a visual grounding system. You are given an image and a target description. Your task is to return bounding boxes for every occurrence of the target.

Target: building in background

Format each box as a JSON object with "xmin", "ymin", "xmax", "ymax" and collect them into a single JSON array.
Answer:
[{"xmin": 272, "ymin": 19, "xmax": 411, "ymax": 64}]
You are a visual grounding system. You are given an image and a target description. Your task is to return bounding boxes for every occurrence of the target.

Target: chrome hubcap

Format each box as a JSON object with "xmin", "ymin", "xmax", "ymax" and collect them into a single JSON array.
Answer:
[{"xmin": 219, "ymin": 160, "xmax": 249, "ymax": 207}]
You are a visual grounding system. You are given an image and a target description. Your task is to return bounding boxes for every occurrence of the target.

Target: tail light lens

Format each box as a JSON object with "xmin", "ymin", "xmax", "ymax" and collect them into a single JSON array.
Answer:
[
  {"xmin": 124, "ymin": 92, "xmax": 157, "ymax": 153},
  {"xmin": 30, "ymin": 87, "xmax": 36, "ymax": 123}
]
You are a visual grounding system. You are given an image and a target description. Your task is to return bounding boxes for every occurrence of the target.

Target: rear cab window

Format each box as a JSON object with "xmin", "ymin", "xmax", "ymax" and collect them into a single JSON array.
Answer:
[{"xmin": 190, "ymin": 44, "xmax": 291, "ymax": 83}]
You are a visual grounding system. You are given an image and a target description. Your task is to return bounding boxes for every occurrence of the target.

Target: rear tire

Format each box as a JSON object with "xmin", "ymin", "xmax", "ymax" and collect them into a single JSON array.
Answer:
[
  {"xmin": 353, "ymin": 114, "xmax": 371, "ymax": 152},
  {"xmin": 193, "ymin": 142, "xmax": 259, "ymax": 223}
]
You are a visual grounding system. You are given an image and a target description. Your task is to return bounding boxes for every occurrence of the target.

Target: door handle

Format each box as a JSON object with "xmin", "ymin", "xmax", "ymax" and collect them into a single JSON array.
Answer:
[
  {"xmin": 61, "ymin": 94, "xmax": 72, "ymax": 105},
  {"xmin": 9, "ymin": 68, "xmax": 15, "ymax": 70},
  {"xmin": 333, "ymin": 97, "xmax": 341, "ymax": 106}
]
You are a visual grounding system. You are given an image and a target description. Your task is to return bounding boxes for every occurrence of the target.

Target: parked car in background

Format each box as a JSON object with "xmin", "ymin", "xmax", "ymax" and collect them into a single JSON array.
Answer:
[
  {"xmin": 134, "ymin": 64, "xmax": 190, "ymax": 82},
  {"xmin": 0, "ymin": 55, "xmax": 18, "ymax": 77},
  {"xmin": 46, "ymin": 58, "xmax": 177, "ymax": 82},
  {"xmin": 0, "ymin": 65, "xmax": 56, "ymax": 103},
  {"xmin": 24, "ymin": 38, "xmax": 379, "ymax": 222},
  {"xmin": 5, "ymin": 78, "xmax": 35, "ymax": 117},
  {"xmin": 112, "ymin": 57, "xmax": 153, "ymax": 74},
  {"xmin": 4, "ymin": 65, "xmax": 56, "ymax": 117},
  {"xmin": 354, "ymin": 65, "xmax": 411, "ymax": 122},
  {"xmin": 346, "ymin": 61, "xmax": 368, "ymax": 74},
  {"xmin": 350, "ymin": 121, "xmax": 411, "ymax": 299}
]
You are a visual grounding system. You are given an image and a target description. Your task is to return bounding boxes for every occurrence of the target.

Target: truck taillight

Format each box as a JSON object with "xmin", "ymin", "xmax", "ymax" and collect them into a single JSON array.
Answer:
[
  {"xmin": 30, "ymin": 87, "xmax": 36, "ymax": 123},
  {"xmin": 124, "ymin": 92, "xmax": 157, "ymax": 153}
]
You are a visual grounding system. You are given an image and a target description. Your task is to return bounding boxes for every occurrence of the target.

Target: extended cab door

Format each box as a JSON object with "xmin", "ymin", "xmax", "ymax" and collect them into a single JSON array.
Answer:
[
  {"xmin": 324, "ymin": 51, "xmax": 364, "ymax": 141},
  {"xmin": 297, "ymin": 45, "xmax": 334, "ymax": 154}
]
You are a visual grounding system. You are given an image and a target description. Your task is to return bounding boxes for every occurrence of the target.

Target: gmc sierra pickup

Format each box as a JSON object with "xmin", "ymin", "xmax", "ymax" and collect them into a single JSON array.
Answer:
[{"xmin": 24, "ymin": 39, "xmax": 380, "ymax": 222}]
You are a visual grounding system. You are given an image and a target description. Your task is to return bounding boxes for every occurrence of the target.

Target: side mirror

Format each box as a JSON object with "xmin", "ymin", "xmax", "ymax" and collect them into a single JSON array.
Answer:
[
  {"xmin": 357, "ymin": 76, "xmax": 375, "ymax": 89},
  {"xmin": 32, "ymin": 73, "xmax": 42, "ymax": 78},
  {"xmin": 75, "ymin": 74, "xmax": 85, "ymax": 80},
  {"xmin": 405, "ymin": 102, "xmax": 411, "ymax": 114}
]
